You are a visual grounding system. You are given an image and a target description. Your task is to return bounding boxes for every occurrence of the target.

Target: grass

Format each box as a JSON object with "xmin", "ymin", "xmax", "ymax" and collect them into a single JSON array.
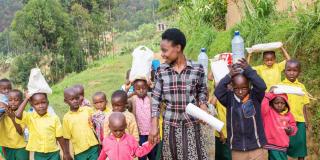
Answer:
[{"xmin": 49, "ymin": 54, "xmax": 132, "ymax": 118}]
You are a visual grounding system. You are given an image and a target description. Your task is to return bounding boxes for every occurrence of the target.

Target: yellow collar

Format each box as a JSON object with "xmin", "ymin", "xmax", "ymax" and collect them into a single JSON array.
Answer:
[
  {"xmin": 283, "ymin": 78, "xmax": 299, "ymax": 84},
  {"xmin": 33, "ymin": 112, "xmax": 49, "ymax": 118}
]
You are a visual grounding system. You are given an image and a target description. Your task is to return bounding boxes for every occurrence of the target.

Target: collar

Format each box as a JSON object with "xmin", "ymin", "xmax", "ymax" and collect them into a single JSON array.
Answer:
[
  {"xmin": 163, "ymin": 59, "xmax": 193, "ymax": 69},
  {"xmin": 280, "ymin": 108, "xmax": 289, "ymax": 115},
  {"xmin": 33, "ymin": 112, "xmax": 49, "ymax": 118},
  {"xmin": 68, "ymin": 107, "xmax": 84, "ymax": 114},
  {"xmin": 234, "ymin": 94, "xmax": 250, "ymax": 103},
  {"xmin": 283, "ymin": 78, "xmax": 299, "ymax": 84},
  {"xmin": 109, "ymin": 133, "xmax": 128, "ymax": 141}
]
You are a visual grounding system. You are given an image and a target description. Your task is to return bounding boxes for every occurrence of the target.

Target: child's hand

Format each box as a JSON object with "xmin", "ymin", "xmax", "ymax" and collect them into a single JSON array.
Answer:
[
  {"xmin": 219, "ymin": 132, "xmax": 226, "ymax": 144},
  {"xmin": 237, "ymin": 58, "xmax": 249, "ymax": 69},
  {"xmin": 269, "ymin": 86, "xmax": 278, "ymax": 93},
  {"xmin": 4, "ymin": 105, "xmax": 15, "ymax": 120},
  {"xmin": 24, "ymin": 91, "xmax": 31, "ymax": 100},
  {"xmin": 228, "ymin": 65, "xmax": 242, "ymax": 77},
  {"xmin": 284, "ymin": 126, "xmax": 293, "ymax": 135}
]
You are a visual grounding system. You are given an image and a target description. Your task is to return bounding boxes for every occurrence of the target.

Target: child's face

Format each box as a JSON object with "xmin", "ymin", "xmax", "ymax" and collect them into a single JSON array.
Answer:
[
  {"xmin": 263, "ymin": 54, "xmax": 276, "ymax": 68},
  {"xmin": 134, "ymin": 80, "xmax": 148, "ymax": 98},
  {"xmin": 30, "ymin": 94, "xmax": 48, "ymax": 116},
  {"xmin": 111, "ymin": 96, "xmax": 126, "ymax": 112},
  {"xmin": 8, "ymin": 92, "xmax": 22, "ymax": 111},
  {"xmin": 64, "ymin": 91, "xmax": 80, "ymax": 111},
  {"xmin": 272, "ymin": 96, "xmax": 287, "ymax": 113},
  {"xmin": 109, "ymin": 117, "xmax": 127, "ymax": 138},
  {"xmin": 285, "ymin": 62, "xmax": 300, "ymax": 83},
  {"xmin": 74, "ymin": 87, "xmax": 84, "ymax": 105},
  {"xmin": 232, "ymin": 75, "xmax": 249, "ymax": 100},
  {"xmin": 93, "ymin": 95, "xmax": 107, "ymax": 112},
  {"xmin": 0, "ymin": 82, "xmax": 12, "ymax": 95}
]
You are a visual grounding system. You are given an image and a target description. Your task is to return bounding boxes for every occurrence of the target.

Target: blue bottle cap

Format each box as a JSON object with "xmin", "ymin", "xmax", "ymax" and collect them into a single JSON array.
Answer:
[
  {"xmin": 201, "ymin": 48, "xmax": 206, "ymax": 52},
  {"xmin": 234, "ymin": 31, "xmax": 240, "ymax": 36}
]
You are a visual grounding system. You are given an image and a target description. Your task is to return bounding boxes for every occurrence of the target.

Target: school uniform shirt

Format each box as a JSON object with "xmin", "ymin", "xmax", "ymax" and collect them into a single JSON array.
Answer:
[
  {"xmin": 0, "ymin": 113, "xmax": 26, "ymax": 148},
  {"xmin": 15, "ymin": 112, "xmax": 62, "ymax": 153},
  {"xmin": 253, "ymin": 60, "xmax": 286, "ymax": 91},
  {"xmin": 278, "ymin": 78, "xmax": 310, "ymax": 122},
  {"xmin": 63, "ymin": 107, "xmax": 99, "ymax": 155},
  {"xmin": 214, "ymin": 101, "xmax": 227, "ymax": 138},
  {"xmin": 104, "ymin": 110, "xmax": 139, "ymax": 141}
]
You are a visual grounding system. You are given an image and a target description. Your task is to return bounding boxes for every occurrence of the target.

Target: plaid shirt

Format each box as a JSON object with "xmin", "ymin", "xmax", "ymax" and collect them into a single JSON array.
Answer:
[{"xmin": 152, "ymin": 60, "xmax": 208, "ymax": 127}]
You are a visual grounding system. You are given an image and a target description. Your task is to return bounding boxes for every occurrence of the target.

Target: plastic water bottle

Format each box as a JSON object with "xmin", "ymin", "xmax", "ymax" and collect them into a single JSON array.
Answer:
[
  {"xmin": 198, "ymin": 48, "xmax": 208, "ymax": 84},
  {"xmin": 232, "ymin": 31, "xmax": 245, "ymax": 64}
]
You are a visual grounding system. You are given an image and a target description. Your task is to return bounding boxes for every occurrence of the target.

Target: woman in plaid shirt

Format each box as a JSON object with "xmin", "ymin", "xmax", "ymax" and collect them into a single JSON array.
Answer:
[{"xmin": 148, "ymin": 28, "xmax": 209, "ymax": 160}]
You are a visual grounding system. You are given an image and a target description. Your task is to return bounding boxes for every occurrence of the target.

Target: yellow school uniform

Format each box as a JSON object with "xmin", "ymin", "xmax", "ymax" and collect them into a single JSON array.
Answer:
[
  {"xmin": 15, "ymin": 112, "xmax": 62, "ymax": 153},
  {"xmin": 103, "ymin": 110, "xmax": 139, "ymax": 140},
  {"xmin": 279, "ymin": 79, "xmax": 310, "ymax": 122},
  {"xmin": 63, "ymin": 107, "xmax": 98, "ymax": 155},
  {"xmin": 0, "ymin": 114, "xmax": 26, "ymax": 148},
  {"xmin": 214, "ymin": 101, "xmax": 227, "ymax": 138},
  {"xmin": 253, "ymin": 60, "xmax": 286, "ymax": 91}
]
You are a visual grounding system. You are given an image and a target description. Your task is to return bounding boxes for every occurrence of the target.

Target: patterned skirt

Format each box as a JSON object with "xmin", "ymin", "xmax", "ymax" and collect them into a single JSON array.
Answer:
[{"xmin": 161, "ymin": 122, "xmax": 208, "ymax": 160}]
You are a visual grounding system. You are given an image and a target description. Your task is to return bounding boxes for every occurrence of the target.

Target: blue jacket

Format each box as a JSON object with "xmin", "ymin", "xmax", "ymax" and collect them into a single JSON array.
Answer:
[{"xmin": 214, "ymin": 66, "xmax": 267, "ymax": 151}]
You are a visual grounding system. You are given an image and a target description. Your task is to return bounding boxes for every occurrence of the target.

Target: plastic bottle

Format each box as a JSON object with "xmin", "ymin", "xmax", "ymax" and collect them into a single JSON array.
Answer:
[
  {"xmin": 198, "ymin": 48, "xmax": 208, "ymax": 84},
  {"xmin": 232, "ymin": 31, "xmax": 245, "ymax": 64}
]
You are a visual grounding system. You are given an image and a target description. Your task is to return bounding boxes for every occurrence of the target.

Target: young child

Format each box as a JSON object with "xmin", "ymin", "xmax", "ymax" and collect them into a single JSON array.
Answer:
[
  {"xmin": 62, "ymin": 87, "xmax": 99, "ymax": 160},
  {"xmin": 15, "ymin": 92, "xmax": 71, "ymax": 160},
  {"xmin": 278, "ymin": 59, "xmax": 310, "ymax": 160},
  {"xmin": 252, "ymin": 47, "xmax": 290, "ymax": 91},
  {"xmin": 104, "ymin": 90, "xmax": 139, "ymax": 141},
  {"xmin": 0, "ymin": 90, "xmax": 29, "ymax": 160},
  {"xmin": 73, "ymin": 84, "xmax": 91, "ymax": 107},
  {"xmin": 262, "ymin": 92, "xmax": 297, "ymax": 160},
  {"xmin": 98, "ymin": 112, "xmax": 155, "ymax": 160},
  {"xmin": 214, "ymin": 58, "xmax": 268, "ymax": 160},
  {"xmin": 129, "ymin": 79, "xmax": 158, "ymax": 160},
  {"xmin": 91, "ymin": 91, "xmax": 111, "ymax": 142}
]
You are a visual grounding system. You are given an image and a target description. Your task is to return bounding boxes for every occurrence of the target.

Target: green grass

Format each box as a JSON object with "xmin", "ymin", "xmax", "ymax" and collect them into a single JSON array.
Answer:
[{"xmin": 49, "ymin": 54, "xmax": 132, "ymax": 118}]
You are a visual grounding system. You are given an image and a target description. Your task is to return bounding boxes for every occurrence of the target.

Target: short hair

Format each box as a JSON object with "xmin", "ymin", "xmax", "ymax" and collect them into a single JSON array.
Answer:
[
  {"xmin": 111, "ymin": 90, "xmax": 127, "ymax": 102},
  {"xmin": 92, "ymin": 91, "xmax": 107, "ymax": 101},
  {"xmin": 30, "ymin": 93, "xmax": 48, "ymax": 101},
  {"xmin": 286, "ymin": 59, "xmax": 301, "ymax": 70},
  {"xmin": 9, "ymin": 89, "xmax": 23, "ymax": 100},
  {"xmin": 263, "ymin": 51, "xmax": 276, "ymax": 58},
  {"xmin": 0, "ymin": 78, "xmax": 11, "ymax": 84},
  {"xmin": 162, "ymin": 28, "xmax": 186, "ymax": 51},
  {"xmin": 133, "ymin": 79, "xmax": 147, "ymax": 86}
]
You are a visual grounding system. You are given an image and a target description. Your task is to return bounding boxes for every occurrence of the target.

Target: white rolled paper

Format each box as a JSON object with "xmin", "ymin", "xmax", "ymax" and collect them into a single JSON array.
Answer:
[
  {"xmin": 273, "ymin": 85, "xmax": 305, "ymax": 96},
  {"xmin": 186, "ymin": 103, "xmax": 224, "ymax": 132}
]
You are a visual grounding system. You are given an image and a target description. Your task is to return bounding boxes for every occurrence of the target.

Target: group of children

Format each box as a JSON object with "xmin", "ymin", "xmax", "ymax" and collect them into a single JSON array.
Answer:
[
  {"xmin": 0, "ymin": 78, "xmax": 157, "ymax": 160},
  {"xmin": 0, "ymin": 44, "xmax": 311, "ymax": 160},
  {"xmin": 212, "ymin": 47, "xmax": 310, "ymax": 160}
]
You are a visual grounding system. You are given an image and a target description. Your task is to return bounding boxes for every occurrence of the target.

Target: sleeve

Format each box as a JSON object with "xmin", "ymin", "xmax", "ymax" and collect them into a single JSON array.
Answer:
[
  {"xmin": 261, "ymin": 93, "xmax": 273, "ymax": 116},
  {"xmin": 98, "ymin": 146, "xmax": 107, "ymax": 160},
  {"xmin": 62, "ymin": 116, "xmax": 71, "ymax": 139},
  {"xmin": 197, "ymin": 65, "xmax": 208, "ymax": 105},
  {"xmin": 55, "ymin": 116, "xmax": 63, "ymax": 137},
  {"xmin": 288, "ymin": 113, "xmax": 297, "ymax": 136},
  {"xmin": 15, "ymin": 112, "xmax": 29, "ymax": 125},
  {"xmin": 131, "ymin": 137, "xmax": 155, "ymax": 157},
  {"xmin": 279, "ymin": 60, "xmax": 286, "ymax": 72},
  {"xmin": 214, "ymin": 75, "xmax": 232, "ymax": 107},
  {"xmin": 128, "ymin": 114, "xmax": 139, "ymax": 141},
  {"xmin": 151, "ymin": 69, "xmax": 163, "ymax": 118},
  {"xmin": 243, "ymin": 66, "xmax": 267, "ymax": 102},
  {"xmin": 302, "ymin": 85, "xmax": 310, "ymax": 105}
]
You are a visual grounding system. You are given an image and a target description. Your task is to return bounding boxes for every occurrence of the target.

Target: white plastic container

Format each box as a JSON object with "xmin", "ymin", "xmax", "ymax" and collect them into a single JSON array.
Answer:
[
  {"xmin": 232, "ymin": 31, "xmax": 245, "ymax": 64},
  {"xmin": 129, "ymin": 46, "xmax": 154, "ymax": 82},
  {"xmin": 198, "ymin": 48, "xmax": 209, "ymax": 83}
]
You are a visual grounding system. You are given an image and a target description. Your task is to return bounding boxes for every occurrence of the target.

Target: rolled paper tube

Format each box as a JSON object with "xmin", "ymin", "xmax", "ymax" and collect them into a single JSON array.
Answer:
[
  {"xmin": 273, "ymin": 85, "xmax": 305, "ymax": 96},
  {"xmin": 186, "ymin": 103, "xmax": 224, "ymax": 132}
]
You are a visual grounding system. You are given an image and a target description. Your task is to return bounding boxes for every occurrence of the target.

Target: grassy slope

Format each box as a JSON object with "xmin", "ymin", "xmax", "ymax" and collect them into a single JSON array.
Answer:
[{"xmin": 49, "ymin": 54, "xmax": 132, "ymax": 117}]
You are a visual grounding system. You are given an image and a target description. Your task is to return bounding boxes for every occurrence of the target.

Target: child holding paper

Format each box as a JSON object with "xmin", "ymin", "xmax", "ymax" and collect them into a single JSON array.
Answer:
[{"xmin": 214, "ymin": 58, "xmax": 268, "ymax": 160}]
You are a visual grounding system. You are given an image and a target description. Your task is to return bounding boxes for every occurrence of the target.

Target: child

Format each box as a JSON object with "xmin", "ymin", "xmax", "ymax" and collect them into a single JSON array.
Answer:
[
  {"xmin": 0, "ymin": 90, "xmax": 29, "ymax": 160},
  {"xmin": 73, "ymin": 84, "xmax": 91, "ymax": 107},
  {"xmin": 91, "ymin": 91, "xmax": 111, "ymax": 142},
  {"xmin": 62, "ymin": 87, "xmax": 99, "ymax": 160},
  {"xmin": 214, "ymin": 58, "xmax": 268, "ymax": 160},
  {"xmin": 129, "ymin": 79, "xmax": 158, "ymax": 160},
  {"xmin": 252, "ymin": 47, "xmax": 290, "ymax": 91},
  {"xmin": 0, "ymin": 78, "xmax": 12, "ymax": 96},
  {"xmin": 98, "ymin": 112, "xmax": 155, "ymax": 160},
  {"xmin": 104, "ymin": 90, "xmax": 139, "ymax": 141},
  {"xmin": 15, "ymin": 92, "xmax": 71, "ymax": 160},
  {"xmin": 262, "ymin": 92, "xmax": 297, "ymax": 160},
  {"xmin": 278, "ymin": 60, "xmax": 310, "ymax": 160}
]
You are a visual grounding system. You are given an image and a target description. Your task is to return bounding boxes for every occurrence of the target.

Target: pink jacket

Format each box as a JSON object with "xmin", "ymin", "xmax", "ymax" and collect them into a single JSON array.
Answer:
[
  {"xmin": 261, "ymin": 93, "xmax": 297, "ymax": 151},
  {"xmin": 98, "ymin": 133, "xmax": 154, "ymax": 160}
]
